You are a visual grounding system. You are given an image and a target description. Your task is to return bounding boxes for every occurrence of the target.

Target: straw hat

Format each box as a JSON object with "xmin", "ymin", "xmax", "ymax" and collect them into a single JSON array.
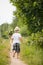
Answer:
[{"xmin": 14, "ymin": 26, "xmax": 20, "ymax": 31}]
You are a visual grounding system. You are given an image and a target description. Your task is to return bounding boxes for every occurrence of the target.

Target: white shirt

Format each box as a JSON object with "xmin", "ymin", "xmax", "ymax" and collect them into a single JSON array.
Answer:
[{"xmin": 11, "ymin": 33, "xmax": 22, "ymax": 44}]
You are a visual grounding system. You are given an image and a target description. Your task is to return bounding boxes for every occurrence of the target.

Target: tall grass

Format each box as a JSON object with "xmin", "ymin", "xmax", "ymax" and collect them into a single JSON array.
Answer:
[
  {"xmin": 0, "ymin": 38, "xmax": 10, "ymax": 65},
  {"xmin": 20, "ymin": 37, "xmax": 43, "ymax": 65}
]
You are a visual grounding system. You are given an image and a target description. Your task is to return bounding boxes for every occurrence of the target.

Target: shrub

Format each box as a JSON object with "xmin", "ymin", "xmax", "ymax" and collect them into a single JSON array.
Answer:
[
  {"xmin": 20, "ymin": 25, "xmax": 29, "ymax": 36},
  {"xmin": 28, "ymin": 32, "xmax": 43, "ymax": 48}
]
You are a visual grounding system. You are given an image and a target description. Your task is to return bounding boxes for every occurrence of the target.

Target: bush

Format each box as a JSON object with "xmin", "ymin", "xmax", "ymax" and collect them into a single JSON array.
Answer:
[
  {"xmin": 20, "ymin": 32, "xmax": 43, "ymax": 65},
  {"xmin": 20, "ymin": 25, "xmax": 29, "ymax": 36},
  {"xmin": 28, "ymin": 32, "xmax": 43, "ymax": 48},
  {"xmin": 0, "ymin": 38, "xmax": 10, "ymax": 65},
  {"xmin": 20, "ymin": 43, "xmax": 43, "ymax": 65},
  {"xmin": 2, "ymin": 31, "xmax": 9, "ymax": 39}
]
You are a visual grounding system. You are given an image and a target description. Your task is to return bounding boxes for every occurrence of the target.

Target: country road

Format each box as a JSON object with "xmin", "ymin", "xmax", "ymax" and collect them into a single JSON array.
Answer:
[
  {"xmin": 10, "ymin": 44, "xmax": 27, "ymax": 65},
  {"xmin": 10, "ymin": 53, "xmax": 27, "ymax": 65}
]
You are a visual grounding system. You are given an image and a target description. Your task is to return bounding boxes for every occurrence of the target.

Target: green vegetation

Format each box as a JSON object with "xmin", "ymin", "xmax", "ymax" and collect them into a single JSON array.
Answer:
[
  {"xmin": 20, "ymin": 32, "xmax": 43, "ymax": 65},
  {"xmin": 20, "ymin": 35, "xmax": 43, "ymax": 65},
  {"xmin": 20, "ymin": 43, "xmax": 43, "ymax": 65},
  {"xmin": 10, "ymin": 0, "xmax": 43, "ymax": 33},
  {"xmin": 0, "ymin": 38, "xmax": 10, "ymax": 65},
  {"xmin": 0, "ymin": 0, "xmax": 43, "ymax": 65}
]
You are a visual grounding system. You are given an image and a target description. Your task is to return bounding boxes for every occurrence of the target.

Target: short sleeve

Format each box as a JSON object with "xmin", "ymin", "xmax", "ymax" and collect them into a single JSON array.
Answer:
[{"xmin": 19, "ymin": 34, "xmax": 22, "ymax": 38}]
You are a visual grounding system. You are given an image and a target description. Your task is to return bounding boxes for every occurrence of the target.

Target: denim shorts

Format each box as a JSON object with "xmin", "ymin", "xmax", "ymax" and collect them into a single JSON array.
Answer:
[{"xmin": 12, "ymin": 43, "xmax": 20, "ymax": 53}]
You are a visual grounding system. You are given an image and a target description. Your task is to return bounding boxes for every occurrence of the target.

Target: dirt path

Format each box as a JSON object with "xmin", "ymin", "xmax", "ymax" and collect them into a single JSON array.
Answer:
[
  {"xmin": 10, "ymin": 53, "xmax": 27, "ymax": 65},
  {"xmin": 10, "ymin": 44, "xmax": 27, "ymax": 65}
]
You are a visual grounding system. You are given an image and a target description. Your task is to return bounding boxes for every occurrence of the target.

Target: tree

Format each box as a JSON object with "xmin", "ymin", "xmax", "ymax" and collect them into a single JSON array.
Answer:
[
  {"xmin": 11, "ymin": 17, "xmax": 18, "ymax": 30},
  {"xmin": 1, "ymin": 23, "xmax": 9, "ymax": 38},
  {"xmin": 10, "ymin": 0, "xmax": 43, "ymax": 33}
]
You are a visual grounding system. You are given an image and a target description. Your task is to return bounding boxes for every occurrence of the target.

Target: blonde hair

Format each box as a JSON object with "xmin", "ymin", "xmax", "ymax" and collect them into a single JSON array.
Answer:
[{"xmin": 14, "ymin": 26, "xmax": 20, "ymax": 32}]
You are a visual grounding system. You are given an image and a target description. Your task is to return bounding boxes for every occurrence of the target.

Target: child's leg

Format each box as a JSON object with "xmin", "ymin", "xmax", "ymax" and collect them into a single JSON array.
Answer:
[
  {"xmin": 16, "ymin": 52, "xmax": 20, "ymax": 59},
  {"xmin": 13, "ymin": 50, "xmax": 16, "ymax": 57}
]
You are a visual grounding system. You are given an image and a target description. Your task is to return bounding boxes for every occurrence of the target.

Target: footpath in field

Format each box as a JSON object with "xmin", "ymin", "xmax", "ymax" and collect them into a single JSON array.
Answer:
[
  {"xmin": 10, "ymin": 41, "xmax": 27, "ymax": 65},
  {"xmin": 10, "ymin": 53, "xmax": 27, "ymax": 65},
  {"xmin": 10, "ymin": 44, "xmax": 27, "ymax": 65}
]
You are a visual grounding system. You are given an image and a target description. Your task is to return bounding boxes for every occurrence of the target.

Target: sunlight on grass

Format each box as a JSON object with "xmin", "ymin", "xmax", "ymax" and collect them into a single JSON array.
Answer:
[
  {"xmin": 0, "ymin": 38, "xmax": 10, "ymax": 65},
  {"xmin": 20, "ymin": 37, "xmax": 43, "ymax": 65}
]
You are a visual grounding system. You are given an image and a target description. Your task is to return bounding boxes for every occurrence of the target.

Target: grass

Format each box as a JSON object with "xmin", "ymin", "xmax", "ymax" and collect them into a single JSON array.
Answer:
[
  {"xmin": 0, "ymin": 37, "xmax": 43, "ymax": 65},
  {"xmin": 20, "ymin": 37, "xmax": 43, "ymax": 65},
  {"xmin": 0, "ymin": 38, "xmax": 10, "ymax": 65}
]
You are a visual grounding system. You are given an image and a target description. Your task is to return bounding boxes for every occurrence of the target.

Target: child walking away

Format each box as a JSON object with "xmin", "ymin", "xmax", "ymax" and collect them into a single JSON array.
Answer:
[{"xmin": 10, "ymin": 26, "xmax": 22, "ymax": 59}]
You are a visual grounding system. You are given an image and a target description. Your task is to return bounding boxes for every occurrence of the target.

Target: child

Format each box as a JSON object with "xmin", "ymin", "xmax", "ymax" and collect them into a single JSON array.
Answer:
[{"xmin": 10, "ymin": 26, "xmax": 22, "ymax": 59}]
